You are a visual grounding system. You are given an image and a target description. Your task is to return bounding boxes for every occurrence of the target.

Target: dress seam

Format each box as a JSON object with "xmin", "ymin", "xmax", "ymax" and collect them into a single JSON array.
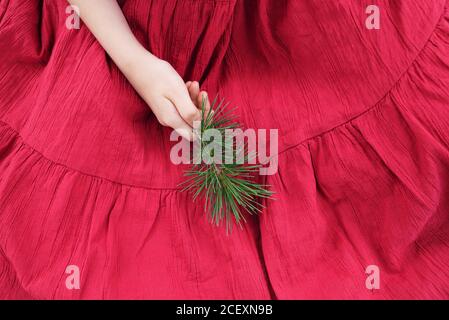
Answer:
[
  {"xmin": 0, "ymin": 119, "xmax": 182, "ymax": 192},
  {"xmin": 278, "ymin": 0, "xmax": 449, "ymax": 157}
]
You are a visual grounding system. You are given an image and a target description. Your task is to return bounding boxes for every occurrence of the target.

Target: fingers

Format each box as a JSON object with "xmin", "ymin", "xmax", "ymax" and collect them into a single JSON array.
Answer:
[
  {"xmin": 170, "ymin": 87, "xmax": 201, "ymax": 127},
  {"xmin": 198, "ymin": 91, "xmax": 211, "ymax": 114},
  {"xmin": 153, "ymin": 82, "xmax": 211, "ymax": 141},
  {"xmin": 186, "ymin": 81, "xmax": 211, "ymax": 113},
  {"xmin": 187, "ymin": 81, "xmax": 200, "ymax": 107},
  {"xmin": 154, "ymin": 98, "xmax": 194, "ymax": 141}
]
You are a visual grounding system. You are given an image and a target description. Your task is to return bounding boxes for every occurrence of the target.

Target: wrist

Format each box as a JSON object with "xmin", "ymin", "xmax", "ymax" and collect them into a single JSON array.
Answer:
[
  {"xmin": 115, "ymin": 44, "xmax": 158, "ymax": 76},
  {"xmin": 118, "ymin": 48, "xmax": 163, "ymax": 93}
]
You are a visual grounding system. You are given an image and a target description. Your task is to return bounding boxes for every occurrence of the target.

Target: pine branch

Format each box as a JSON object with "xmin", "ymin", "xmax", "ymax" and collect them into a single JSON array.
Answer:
[{"xmin": 180, "ymin": 97, "xmax": 274, "ymax": 230}]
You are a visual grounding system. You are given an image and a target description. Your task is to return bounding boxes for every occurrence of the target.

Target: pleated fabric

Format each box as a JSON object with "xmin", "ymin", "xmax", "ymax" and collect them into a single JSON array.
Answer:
[{"xmin": 1, "ymin": 0, "xmax": 449, "ymax": 299}]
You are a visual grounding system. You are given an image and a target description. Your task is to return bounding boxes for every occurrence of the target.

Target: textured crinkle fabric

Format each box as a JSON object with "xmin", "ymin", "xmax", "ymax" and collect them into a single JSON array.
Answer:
[{"xmin": 1, "ymin": 0, "xmax": 449, "ymax": 299}]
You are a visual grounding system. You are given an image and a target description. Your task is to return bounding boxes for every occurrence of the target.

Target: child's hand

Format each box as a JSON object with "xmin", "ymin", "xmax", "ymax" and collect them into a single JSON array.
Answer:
[
  {"xmin": 124, "ymin": 52, "xmax": 210, "ymax": 141},
  {"xmin": 186, "ymin": 80, "xmax": 211, "ymax": 115},
  {"xmin": 65, "ymin": 0, "xmax": 211, "ymax": 140}
]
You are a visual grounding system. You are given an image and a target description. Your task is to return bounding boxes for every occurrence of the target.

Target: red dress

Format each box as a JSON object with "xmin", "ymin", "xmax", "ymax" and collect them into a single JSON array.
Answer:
[{"xmin": 1, "ymin": 0, "xmax": 449, "ymax": 299}]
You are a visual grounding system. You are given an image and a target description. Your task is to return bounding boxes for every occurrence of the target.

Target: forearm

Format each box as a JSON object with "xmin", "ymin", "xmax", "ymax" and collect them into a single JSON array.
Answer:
[
  {"xmin": 67, "ymin": 0, "xmax": 205, "ymax": 140},
  {"xmin": 67, "ymin": 0, "xmax": 153, "ymax": 73}
]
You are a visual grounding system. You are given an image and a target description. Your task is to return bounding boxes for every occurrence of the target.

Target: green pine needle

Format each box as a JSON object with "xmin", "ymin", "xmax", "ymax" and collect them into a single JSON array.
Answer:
[{"xmin": 180, "ymin": 96, "xmax": 274, "ymax": 229}]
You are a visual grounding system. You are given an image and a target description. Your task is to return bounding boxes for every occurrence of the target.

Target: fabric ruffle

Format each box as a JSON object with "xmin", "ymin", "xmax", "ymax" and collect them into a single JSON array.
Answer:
[
  {"xmin": 261, "ymin": 8, "xmax": 449, "ymax": 299},
  {"xmin": 1, "ymin": 0, "xmax": 449, "ymax": 299},
  {"xmin": 0, "ymin": 120, "xmax": 273, "ymax": 299}
]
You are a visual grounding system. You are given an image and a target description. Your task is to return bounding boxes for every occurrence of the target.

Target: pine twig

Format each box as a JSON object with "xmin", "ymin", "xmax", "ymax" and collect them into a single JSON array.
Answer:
[{"xmin": 180, "ymin": 97, "xmax": 274, "ymax": 229}]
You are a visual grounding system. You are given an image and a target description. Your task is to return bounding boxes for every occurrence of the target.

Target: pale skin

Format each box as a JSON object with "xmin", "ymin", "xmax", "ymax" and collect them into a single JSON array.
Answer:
[{"xmin": 67, "ymin": 0, "xmax": 211, "ymax": 141}]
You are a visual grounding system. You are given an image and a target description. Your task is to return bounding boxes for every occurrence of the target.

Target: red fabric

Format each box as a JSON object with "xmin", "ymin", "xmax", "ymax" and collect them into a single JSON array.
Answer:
[{"xmin": 1, "ymin": 0, "xmax": 449, "ymax": 299}]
